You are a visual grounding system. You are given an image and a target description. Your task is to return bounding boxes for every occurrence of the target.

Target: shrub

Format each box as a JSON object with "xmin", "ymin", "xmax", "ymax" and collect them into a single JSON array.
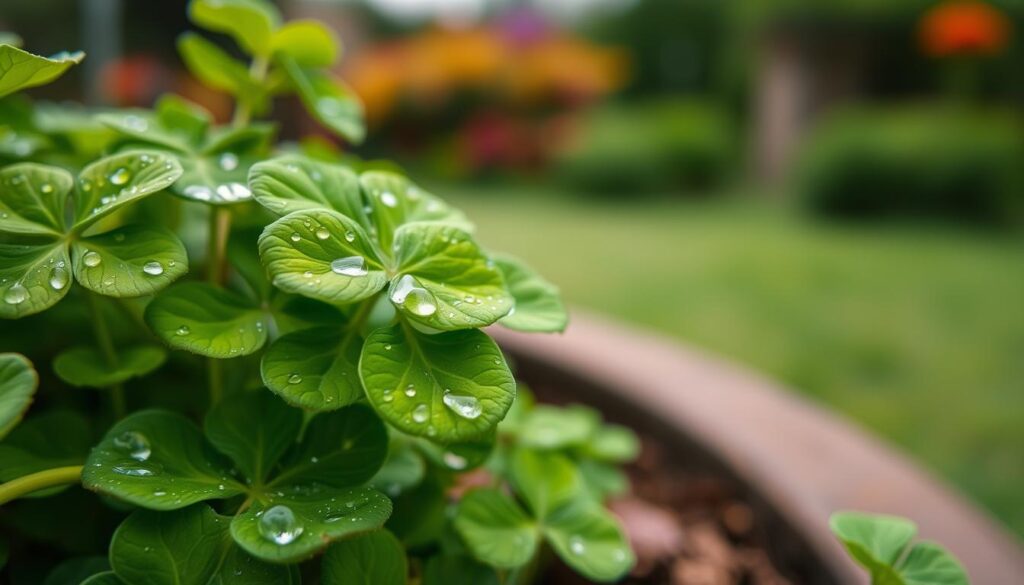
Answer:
[
  {"xmin": 555, "ymin": 98, "xmax": 736, "ymax": 195},
  {"xmin": 797, "ymin": 107, "xmax": 1024, "ymax": 225}
]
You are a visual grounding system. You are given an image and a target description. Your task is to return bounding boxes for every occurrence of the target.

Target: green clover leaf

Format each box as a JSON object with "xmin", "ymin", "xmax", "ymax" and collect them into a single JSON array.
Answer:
[
  {"xmin": 109, "ymin": 504, "xmax": 298, "ymax": 585},
  {"xmin": 0, "ymin": 153, "xmax": 185, "ymax": 319},
  {"xmin": 0, "ymin": 353, "xmax": 37, "ymax": 439},
  {"xmin": 280, "ymin": 57, "xmax": 364, "ymax": 144},
  {"xmin": 249, "ymin": 155, "xmax": 367, "ymax": 220},
  {"xmin": 176, "ymin": 33, "xmax": 267, "ymax": 112},
  {"xmin": 258, "ymin": 208, "xmax": 389, "ymax": 305},
  {"xmin": 830, "ymin": 512, "xmax": 969, "ymax": 585},
  {"xmin": 99, "ymin": 96, "xmax": 274, "ymax": 205},
  {"xmin": 188, "ymin": 0, "xmax": 280, "ymax": 57},
  {"xmin": 82, "ymin": 394, "xmax": 392, "ymax": 563},
  {"xmin": 360, "ymin": 323, "xmax": 515, "ymax": 442},
  {"xmin": 321, "ymin": 530, "xmax": 407, "ymax": 585},
  {"xmin": 0, "ymin": 44, "xmax": 84, "ymax": 98},
  {"xmin": 144, "ymin": 282, "xmax": 268, "ymax": 358},
  {"xmin": 457, "ymin": 449, "xmax": 634, "ymax": 582},
  {"xmin": 260, "ymin": 325, "xmax": 365, "ymax": 411},
  {"xmin": 493, "ymin": 254, "xmax": 568, "ymax": 333},
  {"xmin": 271, "ymin": 20, "xmax": 340, "ymax": 68},
  {"xmin": 53, "ymin": 345, "xmax": 166, "ymax": 388}
]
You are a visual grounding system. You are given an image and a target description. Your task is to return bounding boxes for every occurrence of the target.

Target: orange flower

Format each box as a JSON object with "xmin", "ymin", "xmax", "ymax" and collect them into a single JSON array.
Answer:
[{"xmin": 919, "ymin": 0, "xmax": 1012, "ymax": 57}]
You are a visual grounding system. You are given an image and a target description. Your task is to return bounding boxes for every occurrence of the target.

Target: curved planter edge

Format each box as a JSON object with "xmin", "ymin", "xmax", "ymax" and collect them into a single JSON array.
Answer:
[{"xmin": 492, "ymin": 311, "xmax": 1024, "ymax": 585}]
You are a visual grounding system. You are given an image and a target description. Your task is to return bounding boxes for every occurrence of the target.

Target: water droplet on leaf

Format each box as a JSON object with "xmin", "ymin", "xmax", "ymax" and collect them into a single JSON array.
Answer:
[
  {"xmin": 330, "ymin": 256, "xmax": 367, "ymax": 277},
  {"xmin": 259, "ymin": 505, "xmax": 303, "ymax": 545},
  {"xmin": 142, "ymin": 261, "xmax": 164, "ymax": 276},
  {"xmin": 442, "ymin": 391, "xmax": 482, "ymax": 419}
]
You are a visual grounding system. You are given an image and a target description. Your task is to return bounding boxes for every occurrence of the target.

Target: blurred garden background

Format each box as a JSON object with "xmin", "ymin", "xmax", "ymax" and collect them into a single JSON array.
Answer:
[{"xmin": 2, "ymin": 0, "xmax": 1023, "ymax": 538}]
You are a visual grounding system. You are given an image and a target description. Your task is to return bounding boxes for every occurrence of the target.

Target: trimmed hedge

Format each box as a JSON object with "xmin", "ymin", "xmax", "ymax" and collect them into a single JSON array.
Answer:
[
  {"xmin": 798, "ymin": 107, "xmax": 1024, "ymax": 225},
  {"xmin": 555, "ymin": 99, "xmax": 736, "ymax": 195}
]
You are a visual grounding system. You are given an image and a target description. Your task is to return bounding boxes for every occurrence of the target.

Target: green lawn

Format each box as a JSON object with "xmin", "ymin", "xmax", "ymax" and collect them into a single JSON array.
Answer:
[{"xmin": 443, "ymin": 185, "xmax": 1024, "ymax": 536}]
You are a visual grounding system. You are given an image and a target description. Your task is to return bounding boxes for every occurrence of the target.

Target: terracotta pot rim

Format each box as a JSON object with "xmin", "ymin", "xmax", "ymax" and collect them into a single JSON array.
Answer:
[{"xmin": 492, "ymin": 311, "xmax": 1024, "ymax": 585}]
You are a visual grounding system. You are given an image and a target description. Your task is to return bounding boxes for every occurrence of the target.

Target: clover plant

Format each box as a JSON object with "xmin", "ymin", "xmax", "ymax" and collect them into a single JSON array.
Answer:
[
  {"xmin": 0, "ymin": 2, "xmax": 634, "ymax": 583},
  {"xmin": 830, "ymin": 512, "xmax": 969, "ymax": 585}
]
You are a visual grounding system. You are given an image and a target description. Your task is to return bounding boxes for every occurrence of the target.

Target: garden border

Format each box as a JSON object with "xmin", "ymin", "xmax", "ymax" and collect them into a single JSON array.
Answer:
[{"xmin": 493, "ymin": 311, "xmax": 1024, "ymax": 585}]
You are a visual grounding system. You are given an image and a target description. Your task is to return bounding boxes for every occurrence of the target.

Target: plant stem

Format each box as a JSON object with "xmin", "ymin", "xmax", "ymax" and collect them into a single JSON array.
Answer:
[
  {"xmin": 205, "ymin": 206, "xmax": 232, "ymax": 407},
  {"xmin": 231, "ymin": 55, "xmax": 269, "ymax": 127},
  {"xmin": 0, "ymin": 466, "xmax": 83, "ymax": 506},
  {"xmin": 86, "ymin": 292, "xmax": 126, "ymax": 419}
]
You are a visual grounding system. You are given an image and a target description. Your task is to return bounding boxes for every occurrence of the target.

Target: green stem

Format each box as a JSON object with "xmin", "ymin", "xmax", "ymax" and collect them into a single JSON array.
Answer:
[
  {"xmin": 0, "ymin": 466, "xmax": 83, "ymax": 506},
  {"xmin": 205, "ymin": 207, "xmax": 232, "ymax": 407},
  {"xmin": 86, "ymin": 292, "xmax": 126, "ymax": 419},
  {"xmin": 231, "ymin": 54, "xmax": 270, "ymax": 128}
]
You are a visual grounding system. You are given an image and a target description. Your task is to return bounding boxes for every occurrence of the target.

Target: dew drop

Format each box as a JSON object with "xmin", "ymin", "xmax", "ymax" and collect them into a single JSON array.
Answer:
[
  {"xmin": 112, "ymin": 464, "xmax": 155, "ymax": 477},
  {"xmin": 290, "ymin": 232, "xmax": 301, "ymax": 242},
  {"xmin": 443, "ymin": 451, "xmax": 468, "ymax": 470},
  {"xmin": 442, "ymin": 391, "xmax": 482, "ymax": 419},
  {"xmin": 49, "ymin": 266, "xmax": 69, "ymax": 290},
  {"xmin": 315, "ymin": 227, "xmax": 330, "ymax": 240},
  {"xmin": 176, "ymin": 325, "xmax": 190, "ymax": 336},
  {"xmin": 390, "ymin": 274, "xmax": 436, "ymax": 317},
  {"xmin": 83, "ymin": 250, "xmax": 102, "ymax": 267},
  {"xmin": 569, "ymin": 535, "xmax": 586, "ymax": 555},
  {"xmin": 344, "ymin": 231, "xmax": 356, "ymax": 243},
  {"xmin": 142, "ymin": 261, "xmax": 164, "ymax": 276},
  {"xmin": 259, "ymin": 505, "xmax": 303, "ymax": 545},
  {"xmin": 4, "ymin": 283, "xmax": 28, "ymax": 305},
  {"xmin": 288, "ymin": 373, "xmax": 303, "ymax": 384},
  {"xmin": 380, "ymin": 191, "xmax": 398, "ymax": 208},
  {"xmin": 404, "ymin": 385, "xmax": 416, "ymax": 397},
  {"xmin": 113, "ymin": 431, "xmax": 151, "ymax": 461},
  {"xmin": 330, "ymin": 256, "xmax": 367, "ymax": 277},
  {"xmin": 218, "ymin": 152, "xmax": 239, "ymax": 171},
  {"xmin": 412, "ymin": 403, "xmax": 429, "ymax": 423},
  {"xmin": 40, "ymin": 183, "xmax": 53, "ymax": 194},
  {"xmin": 109, "ymin": 167, "xmax": 131, "ymax": 186}
]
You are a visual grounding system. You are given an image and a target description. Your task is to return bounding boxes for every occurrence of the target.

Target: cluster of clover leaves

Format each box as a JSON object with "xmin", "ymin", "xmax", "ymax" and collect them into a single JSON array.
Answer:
[{"xmin": 0, "ymin": 1, "xmax": 641, "ymax": 584}]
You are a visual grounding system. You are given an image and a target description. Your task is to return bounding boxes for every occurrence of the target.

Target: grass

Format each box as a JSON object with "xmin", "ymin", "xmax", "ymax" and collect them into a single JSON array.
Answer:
[{"xmin": 442, "ymin": 184, "xmax": 1024, "ymax": 536}]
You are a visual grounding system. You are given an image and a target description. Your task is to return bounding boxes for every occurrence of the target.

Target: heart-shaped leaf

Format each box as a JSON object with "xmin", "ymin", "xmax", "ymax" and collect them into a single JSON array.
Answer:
[
  {"xmin": 271, "ymin": 20, "xmax": 339, "ymax": 67},
  {"xmin": 82, "ymin": 410, "xmax": 246, "ymax": 510},
  {"xmin": 72, "ymin": 151, "xmax": 182, "ymax": 231},
  {"xmin": 454, "ymin": 488, "xmax": 539, "ymax": 569},
  {"xmin": 230, "ymin": 487, "xmax": 392, "ymax": 562},
  {"xmin": 360, "ymin": 171, "xmax": 471, "ymax": 251},
  {"xmin": 188, "ymin": 0, "xmax": 280, "ymax": 56},
  {"xmin": 249, "ymin": 156, "xmax": 366, "ymax": 221},
  {"xmin": 509, "ymin": 449, "xmax": 580, "ymax": 519},
  {"xmin": 281, "ymin": 57, "xmax": 365, "ymax": 144},
  {"xmin": 830, "ymin": 512, "xmax": 967, "ymax": 585},
  {"xmin": 53, "ymin": 345, "xmax": 166, "ymax": 388},
  {"xmin": 391, "ymin": 223, "xmax": 511, "ymax": 330},
  {"xmin": 71, "ymin": 225, "xmax": 188, "ymax": 297},
  {"xmin": 542, "ymin": 499, "xmax": 635, "ymax": 583},
  {"xmin": 203, "ymin": 392, "xmax": 302, "ymax": 485},
  {"xmin": 493, "ymin": 255, "xmax": 567, "ymax": 333},
  {"xmin": 110, "ymin": 504, "xmax": 298, "ymax": 585},
  {"xmin": 0, "ymin": 45, "xmax": 84, "ymax": 98},
  {"xmin": 360, "ymin": 323, "xmax": 515, "ymax": 442},
  {"xmin": 899, "ymin": 542, "xmax": 969, "ymax": 585},
  {"xmin": 0, "ymin": 162, "xmax": 73, "ymax": 235},
  {"xmin": 145, "ymin": 283, "xmax": 268, "ymax": 358},
  {"xmin": 269, "ymin": 404, "xmax": 387, "ymax": 489},
  {"xmin": 258, "ymin": 208, "xmax": 388, "ymax": 305},
  {"xmin": 584, "ymin": 424, "xmax": 640, "ymax": 463},
  {"xmin": 830, "ymin": 512, "xmax": 918, "ymax": 574},
  {"xmin": 0, "ymin": 353, "xmax": 37, "ymax": 439},
  {"xmin": 0, "ymin": 241, "xmax": 72, "ymax": 319},
  {"xmin": 261, "ymin": 326, "xmax": 364, "ymax": 411},
  {"xmin": 321, "ymin": 530, "xmax": 407, "ymax": 585},
  {"xmin": 517, "ymin": 405, "xmax": 598, "ymax": 451}
]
